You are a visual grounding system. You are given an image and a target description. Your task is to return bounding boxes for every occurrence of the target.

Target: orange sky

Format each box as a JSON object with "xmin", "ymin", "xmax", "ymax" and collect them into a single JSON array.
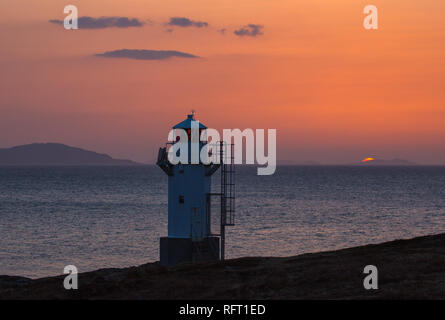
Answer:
[{"xmin": 0, "ymin": 0, "xmax": 444, "ymax": 163}]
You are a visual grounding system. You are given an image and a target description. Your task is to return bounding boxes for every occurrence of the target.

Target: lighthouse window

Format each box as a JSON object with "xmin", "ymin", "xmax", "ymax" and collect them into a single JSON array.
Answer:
[{"xmin": 179, "ymin": 195, "xmax": 184, "ymax": 204}]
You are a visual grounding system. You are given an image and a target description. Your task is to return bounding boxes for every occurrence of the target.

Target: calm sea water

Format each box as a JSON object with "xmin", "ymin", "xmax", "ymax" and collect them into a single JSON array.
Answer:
[{"xmin": 1, "ymin": 165, "xmax": 445, "ymax": 278}]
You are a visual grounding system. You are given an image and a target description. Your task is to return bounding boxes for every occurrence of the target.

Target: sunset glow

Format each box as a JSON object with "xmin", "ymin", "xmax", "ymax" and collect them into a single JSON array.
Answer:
[
  {"xmin": 362, "ymin": 158, "xmax": 375, "ymax": 163},
  {"xmin": 1, "ymin": 0, "xmax": 444, "ymax": 164}
]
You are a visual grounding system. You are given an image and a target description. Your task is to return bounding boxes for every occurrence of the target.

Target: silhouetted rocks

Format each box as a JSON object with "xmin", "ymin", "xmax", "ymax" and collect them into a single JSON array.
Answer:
[{"xmin": 1, "ymin": 233, "xmax": 445, "ymax": 299}]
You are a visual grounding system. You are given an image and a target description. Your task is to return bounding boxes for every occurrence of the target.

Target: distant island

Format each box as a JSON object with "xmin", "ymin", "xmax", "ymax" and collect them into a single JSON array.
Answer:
[
  {"xmin": 278, "ymin": 158, "xmax": 418, "ymax": 166},
  {"xmin": 0, "ymin": 143, "xmax": 142, "ymax": 166},
  {"xmin": 0, "ymin": 144, "xmax": 421, "ymax": 166}
]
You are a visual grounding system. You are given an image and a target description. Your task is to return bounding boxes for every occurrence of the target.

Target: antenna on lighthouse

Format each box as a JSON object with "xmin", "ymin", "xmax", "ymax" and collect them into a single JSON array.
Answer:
[{"xmin": 191, "ymin": 109, "xmax": 196, "ymax": 119}]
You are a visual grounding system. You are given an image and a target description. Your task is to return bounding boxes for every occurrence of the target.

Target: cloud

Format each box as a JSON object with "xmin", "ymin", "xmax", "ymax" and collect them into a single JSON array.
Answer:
[
  {"xmin": 234, "ymin": 24, "xmax": 264, "ymax": 37},
  {"xmin": 49, "ymin": 16, "xmax": 145, "ymax": 29},
  {"xmin": 167, "ymin": 17, "xmax": 209, "ymax": 28},
  {"xmin": 94, "ymin": 49, "xmax": 199, "ymax": 60}
]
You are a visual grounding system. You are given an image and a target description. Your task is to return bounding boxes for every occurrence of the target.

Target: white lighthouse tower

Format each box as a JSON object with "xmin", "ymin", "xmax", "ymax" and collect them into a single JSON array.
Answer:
[{"xmin": 157, "ymin": 113, "xmax": 235, "ymax": 266}]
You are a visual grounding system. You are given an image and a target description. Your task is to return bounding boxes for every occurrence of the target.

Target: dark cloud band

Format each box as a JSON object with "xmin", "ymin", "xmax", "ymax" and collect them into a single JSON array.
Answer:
[
  {"xmin": 49, "ymin": 16, "xmax": 145, "ymax": 29},
  {"xmin": 234, "ymin": 24, "xmax": 264, "ymax": 37},
  {"xmin": 95, "ymin": 49, "xmax": 199, "ymax": 60},
  {"xmin": 167, "ymin": 17, "xmax": 208, "ymax": 28}
]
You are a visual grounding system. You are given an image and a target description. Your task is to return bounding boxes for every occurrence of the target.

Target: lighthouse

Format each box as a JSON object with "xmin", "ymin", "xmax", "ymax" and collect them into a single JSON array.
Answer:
[{"xmin": 157, "ymin": 113, "xmax": 235, "ymax": 266}]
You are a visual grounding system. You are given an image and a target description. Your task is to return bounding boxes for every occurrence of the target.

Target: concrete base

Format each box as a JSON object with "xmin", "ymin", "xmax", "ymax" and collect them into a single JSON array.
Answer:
[{"xmin": 160, "ymin": 237, "xmax": 220, "ymax": 267}]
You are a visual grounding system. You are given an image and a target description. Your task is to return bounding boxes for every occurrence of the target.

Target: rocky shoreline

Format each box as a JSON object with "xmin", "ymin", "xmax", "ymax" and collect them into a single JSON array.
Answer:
[{"xmin": 1, "ymin": 233, "xmax": 445, "ymax": 299}]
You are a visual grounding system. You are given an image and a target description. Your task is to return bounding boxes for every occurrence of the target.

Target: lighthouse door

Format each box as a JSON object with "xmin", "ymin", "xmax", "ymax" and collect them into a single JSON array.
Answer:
[{"xmin": 190, "ymin": 207, "xmax": 203, "ymax": 241}]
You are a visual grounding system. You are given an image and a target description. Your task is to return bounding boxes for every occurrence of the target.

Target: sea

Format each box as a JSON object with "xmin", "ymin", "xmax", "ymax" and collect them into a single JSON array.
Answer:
[{"xmin": 1, "ymin": 165, "xmax": 444, "ymax": 278}]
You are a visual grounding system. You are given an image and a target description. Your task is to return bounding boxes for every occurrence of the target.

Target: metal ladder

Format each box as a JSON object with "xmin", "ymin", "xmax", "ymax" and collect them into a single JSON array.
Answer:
[
  {"xmin": 219, "ymin": 141, "xmax": 235, "ymax": 260},
  {"xmin": 205, "ymin": 141, "xmax": 236, "ymax": 261}
]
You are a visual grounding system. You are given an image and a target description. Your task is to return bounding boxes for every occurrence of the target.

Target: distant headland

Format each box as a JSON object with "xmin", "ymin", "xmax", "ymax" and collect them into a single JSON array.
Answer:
[
  {"xmin": 0, "ymin": 143, "xmax": 423, "ymax": 166},
  {"xmin": 0, "ymin": 143, "xmax": 143, "ymax": 166}
]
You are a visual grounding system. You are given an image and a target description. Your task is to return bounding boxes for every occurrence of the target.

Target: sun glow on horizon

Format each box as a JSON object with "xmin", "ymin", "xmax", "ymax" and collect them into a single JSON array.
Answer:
[{"xmin": 1, "ymin": 1, "xmax": 445, "ymax": 164}]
